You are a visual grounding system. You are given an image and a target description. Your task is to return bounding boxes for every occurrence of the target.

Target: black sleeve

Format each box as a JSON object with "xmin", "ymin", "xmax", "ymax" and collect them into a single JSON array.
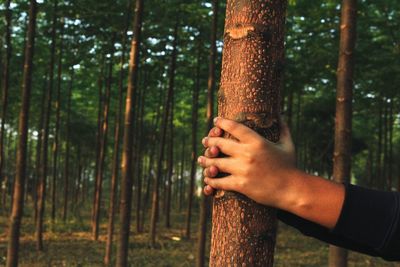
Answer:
[{"xmin": 277, "ymin": 184, "xmax": 400, "ymax": 261}]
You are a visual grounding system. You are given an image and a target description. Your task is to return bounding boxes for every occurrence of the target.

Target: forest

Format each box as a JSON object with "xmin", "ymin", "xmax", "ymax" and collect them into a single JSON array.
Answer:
[{"xmin": 0, "ymin": 0, "xmax": 399, "ymax": 266}]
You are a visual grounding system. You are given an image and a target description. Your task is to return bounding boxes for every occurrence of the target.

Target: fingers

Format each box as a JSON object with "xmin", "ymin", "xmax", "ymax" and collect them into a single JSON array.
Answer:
[
  {"xmin": 214, "ymin": 117, "xmax": 260, "ymax": 143},
  {"xmin": 208, "ymin": 127, "xmax": 223, "ymax": 137},
  {"xmin": 197, "ymin": 156, "xmax": 233, "ymax": 174},
  {"xmin": 203, "ymin": 166, "xmax": 219, "ymax": 178},
  {"xmin": 204, "ymin": 146, "xmax": 220, "ymax": 158},
  {"xmin": 204, "ymin": 176, "xmax": 236, "ymax": 192},
  {"xmin": 203, "ymin": 185, "xmax": 214, "ymax": 196},
  {"xmin": 202, "ymin": 137, "xmax": 239, "ymax": 156}
]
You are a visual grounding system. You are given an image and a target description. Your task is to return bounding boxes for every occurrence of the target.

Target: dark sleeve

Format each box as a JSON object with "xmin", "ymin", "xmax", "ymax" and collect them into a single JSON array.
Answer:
[{"xmin": 277, "ymin": 184, "xmax": 400, "ymax": 261}]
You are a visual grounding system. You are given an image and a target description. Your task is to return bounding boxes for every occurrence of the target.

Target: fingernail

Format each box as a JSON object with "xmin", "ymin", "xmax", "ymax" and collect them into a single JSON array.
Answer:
[
  {"xmin": 213, "ymin": 117, "xmax": 219, "ymax": 125},
  {"xmin": 202, "ymin": 137, "xmax": 208, "ymax": 146},
  {"xmin": 197, "ymin": 156, "xmax": 203, "ymax": 164},
  {"xmin": 213, "ymin": 128, "xmax": 220, "ymax": 135},
  {"xmin": 204, "ymin": 177, "xmax": 208, "ymax": 183}
]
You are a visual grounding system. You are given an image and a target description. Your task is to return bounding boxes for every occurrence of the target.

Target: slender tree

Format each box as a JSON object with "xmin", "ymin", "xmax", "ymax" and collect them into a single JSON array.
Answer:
[
  {"xmin": 104, "ymin": 26, "xmax": 128, "ymax": 265},
  {"xmin": 6, "ymin": 0, "xmax": 37, "ymax": 265},
  {"xmin": 209, "ymin": 1, "xmax": 286, "ymax": 266},
  {"xmin": 186, "ymin": 42, "xmax": 201, "ymax": 239},
  {"xmin": 165, "ymin": 91, "xmax": 174, "ymax": 228},
  {"xmin": 36, "ymin": 0, "xmax": 58, "ymax": 250},
  {"xmin": 51, "ymin": 18, "xmax": 64, "ymax": 222},
  {"xmin": 62, "ymin": 69, "xmax": 73, "ymax": 221},
  {"xmin": 329, "ymin": 0, "xmax": 357, "ymax": 266},
  {"xmin": 197, "ymin": 1, "xmax": 218, "ymax": 266},
  {"xmin": 0, "ymin": 0, "xmax": 12, "ymax": 206},
  {"xmin": 149, "ymin": 22, "xmax": 178, "ymax": 247},
  {"xmin": 116, "ymin": 0, "xmax": 144, "ymax": 265},
  {"xmin": 92, "ymin": 38, "xmax": 115, "ymax": 240}
]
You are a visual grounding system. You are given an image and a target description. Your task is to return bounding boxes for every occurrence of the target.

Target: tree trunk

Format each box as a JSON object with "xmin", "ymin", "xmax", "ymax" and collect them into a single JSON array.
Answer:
[
  {"xmin": 210, "ymin": 1, "xmax": 286, "ymax": 266},
  {"xmin": 92, "ymin": 38, "xmax": 115, "ymax": 240},
  {"xmin": 116, "ymin": 0, "xmax": 144, "ymax": 265},
  {"xmin": 62, "ymin": 69, "xmax": 73, "ymax": 221},
  {"xmin": 149, "ymin": 22, "xmax": 178, "ymax": 247},
  {"xmin": 104, "ymin": 24, "xmax": 128, "ymax": 265},
  {"xmin": 197, "ymin": 2, "xmax": 218, "ymax": 266},
  {"xmin": 328, "ymin": 0, "xmax": 357, "ymax": 267},
  {"xmin": 165, "ymin": 91, "xmax": 174, "ymax": 229},
  {"xmin": 51, "ymin": 18, "xmax": 64, "ymax": 222},
  {"xmin": 6, "ymin": 0, "xmax": 37, "ymax": 265},
  {"xmin": 0, "ymin": 0, "xmax": 12, "ymax": 206},
  {"xmin": 36, "ymin": 0, "xmax": 58, "ymax": 251}
]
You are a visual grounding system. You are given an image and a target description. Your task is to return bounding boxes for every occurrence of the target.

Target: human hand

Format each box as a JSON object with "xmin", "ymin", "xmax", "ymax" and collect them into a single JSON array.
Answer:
[{"xmin": 198, "ymin": 117, "xmax": 298, "ymax": 209}]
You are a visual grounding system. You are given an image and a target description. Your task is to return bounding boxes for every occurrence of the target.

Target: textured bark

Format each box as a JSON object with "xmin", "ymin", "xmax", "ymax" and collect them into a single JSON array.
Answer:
[
  {"xmin": 210, "ymin": 1, "xmax": 286, "ymax": 266},
  {"xmin": 0, "ymin": 0, "xmax": 12, "ymax": 198},
  {"xmin": 150, "ymin": 22, "xmax": 178, "ymax": 247},
  {"xmin": 36, "ymin": 0, "xmax": 58, "ymax": 250},
  {"xmin": 6, "ymin": 0, "xmax": 37, "ymax": 265},
  {"xmin": 62, "ymin": 69, "xmax": 73, "ymax": 221},
  {"xmin": 116, "ymin": 0, "xmax": 144, "ymax": 265},
  {"xmin": 51, "ymin": 18, "xmax": 64, "ymax": 222},
  {"xmin": 197, "ymin": 2, "xmax": 218, "ymax": 266},
  {"xmin": 92, "ymin": 39, "xmax": 115, "ymax": 240},
  {"xmin": 329, "ymin": 0, "xmax": 357, "ymax": 266},
  {"xmin": 104, "ymin": 22, "xmax": 129, "ymax": 266},
  {"xmin": 388, "ymin": 100, "xmax": 393, "ymax": 189}
]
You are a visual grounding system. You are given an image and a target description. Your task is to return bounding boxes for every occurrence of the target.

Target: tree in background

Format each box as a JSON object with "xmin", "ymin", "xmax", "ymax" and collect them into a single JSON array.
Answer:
[
  {"xmin": 6, "ymin": 0, "xmax": 38, "ymax": 265},
  {"xmin": 329, "ymin": 0, "xmax": 357, "ymax": 266},
  {"xmin": 116, "ymin": 0, "xmax": 144, "ymax": 265}
]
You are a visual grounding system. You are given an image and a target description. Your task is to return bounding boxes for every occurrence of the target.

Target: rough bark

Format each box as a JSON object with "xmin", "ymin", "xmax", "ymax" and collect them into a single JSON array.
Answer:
[
  {"xmin": 51, "ymin": 18, "xmax": 64, "ymax": 222},
  {"xmin": 329, "ymin": 0, "xmax": 357, "ymax": 266},
  {"xmin": 210, "ymin": 1, "xmax": 286, "ymax": 266},
  {"xmin": 149, "ymin": 22, "xmax": 178, "ymax": 247},
  {"xmin": 116, "ymin": 0, "xmax": 144, "ymax": 265},
  {"xmin": 36, "ymin": 0, "xmax": 58, "ymax": 250},
  {"xmin": 0, "ymin": 0, "xmax": 12, "ymax": 200},
  {"xmin": 6, "ymin": 0, "xmax": 37, "ymax": 265}
]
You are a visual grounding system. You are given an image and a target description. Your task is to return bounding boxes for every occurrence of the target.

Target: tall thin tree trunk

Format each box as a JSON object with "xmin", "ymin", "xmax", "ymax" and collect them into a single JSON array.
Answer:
[
  {"xmin": 6, "ymin": 0, "xmax": 37, "ymax": 265},
  {"xmin": 51, "ymin": 18, "xmax": 64, "ymax": 222},
  {"xmin": 34, "ymin": 79, "xmax": 47, "ymax": 222},
  {"xmin": 104, "ymin": 24, "xmax": 128, "ymax": 265},
  {"xmin": 165, "ymin": 91, "xmax": 174, "ymax": 229},
  {"xmin": 388, "ymin": 99, "xmax": 393, "ymax": 190},
  {"xmin": 197, "ymin": 1, "xmax": 218, "ymax": 266},
  {"xmin": 62, "ymin": 69, "xmax": 73, "ymax": 221},
  {"xmin": 329, "ymin": 1, "xmax": 357, "ymax": 267},
  {"xmin": 0, "ymin": 1, "xmax": 12, "ymax": 209},
  {"xmin": 135, "ymin": 85, "xmax": 146, "ymax": 233},
  {"xmin": 36, "ymin": 0, "xmax": 58, "ymax": 251},
  {"xmin": 210, "ymin": 1, "xmax": 286, "ymax": 266},
  {"xmin": 149, "ymin": 22, "xmax": 178, "ymax": 247},
  {"xmin": 178, "ymin": 139, "xmax": 185, "ymax": 211},
  {"xmin": 92, "ymin": 39, "xmax": 115, "ymax": 240},
  {"xmin": 116, "ymin": 0, "xmax": 144, "ymax": 265},
  {"xmin": 186, "ymin": 44, "xmax": 201, "ymax": 239}
]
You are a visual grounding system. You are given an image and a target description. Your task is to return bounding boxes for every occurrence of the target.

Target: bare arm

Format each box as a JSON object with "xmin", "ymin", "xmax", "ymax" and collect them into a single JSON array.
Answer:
[{"xmin": 199, "ymin": 117, "xmax": 345, "ymax": 229}]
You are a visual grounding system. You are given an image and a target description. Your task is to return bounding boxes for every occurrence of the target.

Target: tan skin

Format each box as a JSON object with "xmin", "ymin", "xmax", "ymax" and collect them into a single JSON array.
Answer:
[{"xmin": 198, "ymin": 117, "xmax": 346, "ymax": 230}]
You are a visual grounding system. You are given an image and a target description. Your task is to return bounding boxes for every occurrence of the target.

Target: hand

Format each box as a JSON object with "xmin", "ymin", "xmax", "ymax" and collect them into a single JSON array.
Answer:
[{"xmin": 198, "ymin": 116, "xmax": 298, "ymax": 209}]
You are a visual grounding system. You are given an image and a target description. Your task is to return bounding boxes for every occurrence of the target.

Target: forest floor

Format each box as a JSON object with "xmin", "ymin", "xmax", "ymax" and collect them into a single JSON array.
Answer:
[{"xmin": 0, "ymin": 209, "xmax": 398, "ymax": 267}]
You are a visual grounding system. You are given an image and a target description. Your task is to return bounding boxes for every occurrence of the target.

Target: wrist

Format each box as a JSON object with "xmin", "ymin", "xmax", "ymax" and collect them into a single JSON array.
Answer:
[{"xmin": 278, "ymin": 170, "xmax": 345, "ymax": 229}]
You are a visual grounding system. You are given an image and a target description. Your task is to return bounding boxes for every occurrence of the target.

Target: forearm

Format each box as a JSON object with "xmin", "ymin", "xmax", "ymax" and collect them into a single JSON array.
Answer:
[{"xmin": 279, "ymin": 170, "xmax": 345, "ymax": 229}]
